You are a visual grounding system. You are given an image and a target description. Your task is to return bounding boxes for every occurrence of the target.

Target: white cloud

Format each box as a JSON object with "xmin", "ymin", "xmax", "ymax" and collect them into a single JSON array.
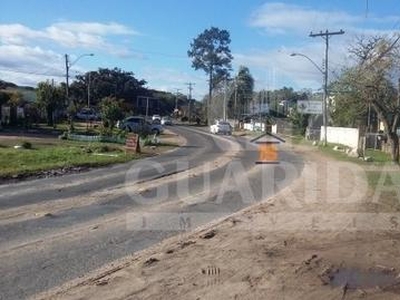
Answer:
[
  {"xmin": 45, "ymin": 25, "xmax": 108, "ymax": 49},
  {"xmin": 243, "ymin": 2, "xmax": 400, "ymax": 91},
  {"xmin": 233, "ymin": 43, "xmax": 351, "ymax": 91},
  {"xmin": 249, "ymin": 2, "xmax": 399, "ymax": 36},
  {"xmin": 0, "ymin": 45, "xmax": 61, "ymax": 74},
  {"xmin": 140, "ymin": 66, "xmax": 207, "ymax": 100},
  {"xmin": 249, "ymin": 2, "xmax": 361, "ymax": 35},
  {"xmin": 44, "ymin": 22, "xmax": 138, "ymax": 50},
  {"xmin": 51, "ymin": 21, "xmax": 138, "ymax": 36},
  {"xmin": 0, "ymin": 21, "xmax": 138, "ymax": 52},
  {"xmin": 0, "ymin": 21, "xmax": 141, "ymax": 86},
  {"xmin": 0, "ymin": 44, "xmax": 80, "ymax": 87},
  {"xmin": 0, "ymin": 24, "xmax": 43, "ymax": 45}
]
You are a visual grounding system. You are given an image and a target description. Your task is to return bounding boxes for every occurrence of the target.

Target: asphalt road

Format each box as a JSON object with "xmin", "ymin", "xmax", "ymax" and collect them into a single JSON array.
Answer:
[{"xmin": 0, "ymin": 126, "xmax": 303, "ymax": 300}]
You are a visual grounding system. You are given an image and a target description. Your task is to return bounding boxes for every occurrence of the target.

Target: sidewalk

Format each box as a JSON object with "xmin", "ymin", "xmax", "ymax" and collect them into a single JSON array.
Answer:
[{"xmin": 34, "ymin": 143, "xmax": 400, "ymax": 300}]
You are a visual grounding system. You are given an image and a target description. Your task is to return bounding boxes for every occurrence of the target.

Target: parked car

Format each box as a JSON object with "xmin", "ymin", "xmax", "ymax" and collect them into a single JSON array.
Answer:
[
  {"xmin": 161, "ymin": 116, "xmax": 173, "ymax": 125},
  {"xmin": 152, "ymin": 114, "xmax": 161, "ymax": 121},
  {"xmin": 149, "ymin": 121, "xmax": 164, "ymax": 135},
  {"xmin": 210, "ymin": 120, "xmax": 232, "ymax": 135},
  {"xmin": 117, "ymin": 116, "xmax": 164, "ymax": 135},
  {"xmin": 76, "ymin": 108, "xmax": 100, "ymax": 121}
]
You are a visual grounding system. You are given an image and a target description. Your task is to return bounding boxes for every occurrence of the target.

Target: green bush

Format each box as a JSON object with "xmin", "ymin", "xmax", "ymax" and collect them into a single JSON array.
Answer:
[
  {"xmin": 81, "ymin": 143, "xmax": 123, "ymax": 154},
  {"xmin": 58, "ymin": 132, "xmax": 68, "ymax": 140},
  {"xmin": 99, "ymin": 125, "xmax": 113, "ymax": 136},
  {"xmin": 21, "ymin": 141, "xmax": 32, "ymax": 149}
]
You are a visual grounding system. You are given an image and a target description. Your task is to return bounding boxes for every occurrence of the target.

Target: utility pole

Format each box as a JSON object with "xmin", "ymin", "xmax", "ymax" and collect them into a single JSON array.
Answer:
[
  {"xmin": 234, "ymin": 79, "xmax": 238, "ymax": 125},
  {"xmin": 223, "ymin": 78, "xmax": 228, "ymax": 121},
  {"xmin": 186, "ymin": 82, "xmax": 195, "ymax": 122},
  {"xmin": 310, "ymin": 29, "xmax": 344, "ymax": 146},
  {"xmin": 64, "ymin": 53, "xmax": 94, "ymax": 129},
  {"xmin": 87, "ymin": 72, "xmax": 91, "ymax": 108},
  {"xmin": 65, "ymin": 54, "xmax": 69, "ymax": 108},
  {"xmin": 174, "ymin": 88, "xmax": 181, "ymax": 112}
]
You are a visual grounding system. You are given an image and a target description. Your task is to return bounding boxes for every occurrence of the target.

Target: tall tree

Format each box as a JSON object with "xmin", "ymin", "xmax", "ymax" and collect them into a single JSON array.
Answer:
[
  {"xmin": 234, "ymin": 66, "xmax": 254, "ymax": 118},
  {"xmin": 70, "ymin": 68, "xmax": 147, "ymax": 110},
  {"xmin": 330, "ymin": 68, "xmax": 367, "ymax": 127},
  {"xmin": 331, "ymin": 34, "xmax": 400, "ymax": 162},
  {"xmin": 188, "ymin": 27, "xmax": 233, "ymax": 123}
]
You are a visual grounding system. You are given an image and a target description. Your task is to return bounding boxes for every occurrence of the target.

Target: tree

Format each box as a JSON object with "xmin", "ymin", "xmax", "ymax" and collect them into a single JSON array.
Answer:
[
  {"xmin": 188, "ymin": 27, "xmax": 233, "ymax": 123},
  {"xmin": 0, "ymin": 91, "xmax": 10, "ymax": 126},
  {"xmin": 99, "ymin": 96, "xmax": 124, "ymax": 134},
  {"xmin": 7, "ymin": 91, "xmax": 23, "ymax": 125},
  {"xmin": 288, "ymin": 107, "xmax": 310, "ymax": 135},
  {"xmin": 70, "ymin": 68, "xmax": 147, "ymax": 110},
  {"xmin": 331, "ymin": 34, "xmax": 400, "ymax": 163},
  {"xmin": 330, "ymin": 69, "xmax": 367, "ymax": 127},
  {"xmin": 233, "ymin": 66, "xmax": 254, "ymax": 118},
  {"xmin": 36, "ymin": 80, "xmax": 64, "ymax": 126}
]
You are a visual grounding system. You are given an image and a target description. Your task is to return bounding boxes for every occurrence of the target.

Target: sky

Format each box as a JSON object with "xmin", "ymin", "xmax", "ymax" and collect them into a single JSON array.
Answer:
[{"xmin": 0, "ymin": 0, "xmax": 399, "ymax": 100}]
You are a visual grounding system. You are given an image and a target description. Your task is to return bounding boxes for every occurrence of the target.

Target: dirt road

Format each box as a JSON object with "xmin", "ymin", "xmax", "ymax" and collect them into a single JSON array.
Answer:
[{"xmin": 33, "ymin": 142, "xmax": 400, "ymax": 300}]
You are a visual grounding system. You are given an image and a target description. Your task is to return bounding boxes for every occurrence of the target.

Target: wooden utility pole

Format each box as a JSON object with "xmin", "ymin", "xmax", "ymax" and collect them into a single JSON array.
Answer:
[
  {"xmin": 185, "ymin": 82, "xmax": 195, "ymax": 121},
  {"xmin": 310, "ymin": 29, "xmax": 345, "ymax": 145}
]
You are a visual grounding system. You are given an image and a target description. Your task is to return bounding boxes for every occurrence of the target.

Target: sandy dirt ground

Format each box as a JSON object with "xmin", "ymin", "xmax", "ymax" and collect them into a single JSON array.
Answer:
[{"xmin": 33, "ymin": 141, "xmax": 400, "ymax": 300}]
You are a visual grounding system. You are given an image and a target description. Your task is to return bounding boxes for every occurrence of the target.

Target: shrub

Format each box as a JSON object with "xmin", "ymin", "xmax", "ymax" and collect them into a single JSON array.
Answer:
[
  {"xmin": 58, "ymin": 132, "xmax": 68, "ymax": 140},
  {"xmin": 21, "ymin": 141, "xmax": 32, "ymax": 149}
]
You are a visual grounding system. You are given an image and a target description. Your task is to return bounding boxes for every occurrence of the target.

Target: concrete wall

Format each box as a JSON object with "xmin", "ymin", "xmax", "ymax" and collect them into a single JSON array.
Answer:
[
  {"xmin": 243, "ymin": 122, "xmax": 277, "ymax": 134},
  {"xmin": 320, "ymin": 126, "xmax": 359, "ymax": 149},
  {"xmin": 243, "ymin": 122, "xmax": 265, "ymax": 131}
]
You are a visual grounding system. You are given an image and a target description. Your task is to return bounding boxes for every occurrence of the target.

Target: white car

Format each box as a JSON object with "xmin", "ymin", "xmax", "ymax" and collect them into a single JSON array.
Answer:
[
  {"xmin": 161, "ymin": 116, "xmax": 173, "ymax": 125},
  {"xmin": 210, "ymin": 120, "xmax": 232, "ymax": 135},
  {"xmin": 152, "ymin": 114, "xmax": 161, "ymax": 121}
]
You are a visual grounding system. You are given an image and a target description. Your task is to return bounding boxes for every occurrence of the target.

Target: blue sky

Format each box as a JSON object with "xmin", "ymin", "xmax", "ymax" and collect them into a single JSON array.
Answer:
[{"xmin": 0, "ymin": 0, "xmax": 399, "ymax": 99}]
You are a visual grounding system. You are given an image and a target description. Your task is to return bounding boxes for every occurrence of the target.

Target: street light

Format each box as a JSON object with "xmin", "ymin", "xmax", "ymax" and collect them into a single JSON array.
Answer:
[
  {"xmin": 290, "ymin": 52, "xmax": 328, "ymax": 146},
  {"xmin": 290, "ymin": 53, "xmax": 324, "ymax": 74},
  {"xmin": 65, "ymin": 53, "xmax": 94, "ymax": 108}
]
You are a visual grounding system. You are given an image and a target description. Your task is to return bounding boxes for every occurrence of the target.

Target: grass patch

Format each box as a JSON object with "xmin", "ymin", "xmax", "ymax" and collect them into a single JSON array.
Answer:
[
  {"xmin": 367, "ymin": 170, "xmax": 400, "ymax": 188},
  {"xmin": 0, "ymin": 140, "xmax": 138, "ymax": 178},
  {"xmin": 317, "ymin": 144, "xmax": 357, "ymax": 162},
  {"xmin": 287, "ymin": 135, "xmax": 311, "ymax": 145},
  {"xmin": 317, "ymin": 143, "xmax": 393, "ymax": 165},
  {"xmin": 364, "ymin": 148, "xmax": 392, "ymax": 164},
  {"xmin": 316, "ymin": 143, "xmax": 399, "ymax": 190},
  {"xmin": 0, "ymin": 131, "xmax": 180, "ymax": 179}
]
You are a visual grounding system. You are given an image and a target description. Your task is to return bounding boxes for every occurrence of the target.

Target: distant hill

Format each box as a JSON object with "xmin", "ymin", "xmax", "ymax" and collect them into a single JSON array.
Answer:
[
  {"xmin": 0, "ymin": 79, "xmax": 17, "ymax": 89},
  {"xmin": 0, "ymin": 80, "xmax": 36, "ymax": 102}
]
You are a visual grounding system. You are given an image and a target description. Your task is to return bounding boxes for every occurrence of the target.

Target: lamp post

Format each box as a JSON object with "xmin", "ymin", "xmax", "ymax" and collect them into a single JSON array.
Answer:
[
  {"xmin": 223, "ymin": 78, "xmax": 227, "ymax": 121},
  {"xmin": 290, "ymin": 52, "xmax": 328, "ymax": 145},
  {"xmin": 65, "ymin": 53, "xmax": 94, "ymax": 108},
  {"xmin": 87, "ymin": 71, "xmax": 91, "ymax": 108}
]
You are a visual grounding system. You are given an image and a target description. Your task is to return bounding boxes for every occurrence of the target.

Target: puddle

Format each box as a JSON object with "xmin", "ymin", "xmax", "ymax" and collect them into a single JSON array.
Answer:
[{"xmin": 330, "ymin": 268, "xmax": 399, "ymax": 289}]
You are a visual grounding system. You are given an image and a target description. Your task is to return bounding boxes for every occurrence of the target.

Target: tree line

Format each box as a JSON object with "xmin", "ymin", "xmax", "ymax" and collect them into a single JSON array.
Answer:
[
  {"xmin": 0, "ymin": 68, "xmax": 189, "ymax": 130},
  {"xmin": 1, "ymin": 26, "xmax": 399, "ymax": 162}
]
